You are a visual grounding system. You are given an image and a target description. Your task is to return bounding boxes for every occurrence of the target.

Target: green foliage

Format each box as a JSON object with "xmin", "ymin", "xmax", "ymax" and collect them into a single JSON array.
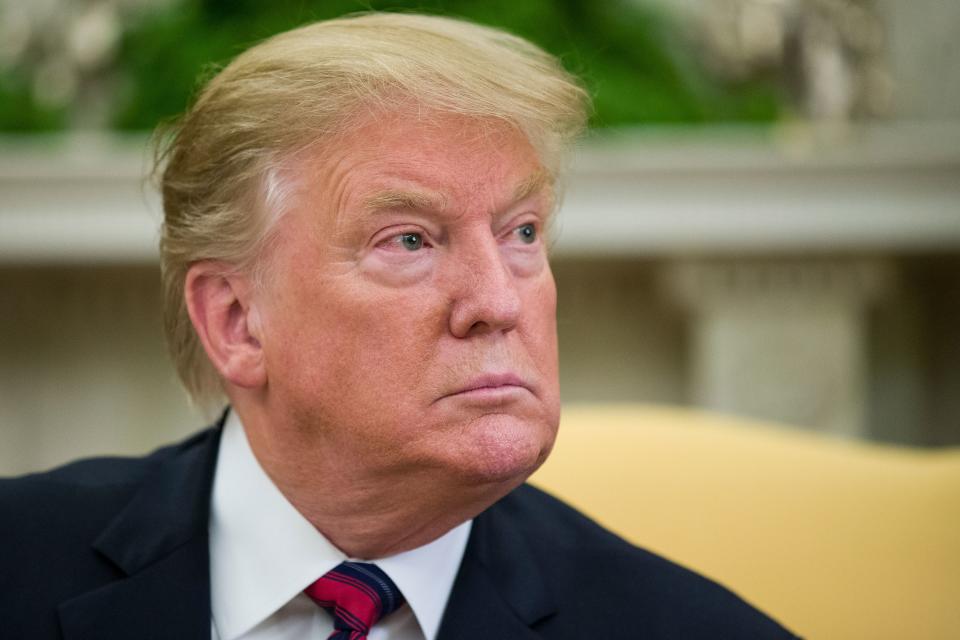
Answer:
[
  {"xmin": 3, "ymin": 0, "xmax": 782, "ymax": 132},
  {"xmin": 0, "ymin": 74, "xmax": 68, "ymax": 132}
]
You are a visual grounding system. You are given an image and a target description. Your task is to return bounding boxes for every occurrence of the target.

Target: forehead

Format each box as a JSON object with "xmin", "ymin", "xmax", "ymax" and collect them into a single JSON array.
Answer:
[{"xmin": 294, "ymin": 110, "xmax": 550, "ymax": 218}]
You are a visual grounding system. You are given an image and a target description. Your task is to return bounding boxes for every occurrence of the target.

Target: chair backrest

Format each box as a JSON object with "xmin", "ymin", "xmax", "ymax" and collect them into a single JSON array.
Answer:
[{"xmin": 529, "ymin": 404, "xmax": 960, "ymax": 640}]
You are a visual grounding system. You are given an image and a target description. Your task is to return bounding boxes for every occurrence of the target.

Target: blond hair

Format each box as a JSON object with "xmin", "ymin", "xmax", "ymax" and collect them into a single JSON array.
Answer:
[{"xmin": 157, "ymin": 12, "xmax": 590, "ymax": 408}]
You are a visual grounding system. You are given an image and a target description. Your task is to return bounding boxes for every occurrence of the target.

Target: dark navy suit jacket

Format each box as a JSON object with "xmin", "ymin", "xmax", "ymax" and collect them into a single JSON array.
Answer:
[{"xmin": 1, "ymin": 423, "xmax": 798, "ymax": 639}]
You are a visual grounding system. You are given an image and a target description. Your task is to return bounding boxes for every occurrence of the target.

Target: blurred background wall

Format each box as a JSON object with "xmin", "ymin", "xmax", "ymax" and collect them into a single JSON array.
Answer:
[{"xmin": 1, "ymin": 0, "xmax": 958, "ymax": 475}]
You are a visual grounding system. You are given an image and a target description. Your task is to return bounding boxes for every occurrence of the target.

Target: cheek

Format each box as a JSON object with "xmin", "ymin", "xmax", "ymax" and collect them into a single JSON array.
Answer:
[
  {"xmin": 265, "ymin": 287, "xmax": 445, "ymax": 456},
  {"xmin": 520, "ymin": 271, "xmax": 560, "ymax": 403},
  {"xmin": 525, "ymin": 271, "xmax": 559, "ymax": 352},
  {"xmin": 283, "ymin": 278, "xmax": 447, "ymax": 397}
]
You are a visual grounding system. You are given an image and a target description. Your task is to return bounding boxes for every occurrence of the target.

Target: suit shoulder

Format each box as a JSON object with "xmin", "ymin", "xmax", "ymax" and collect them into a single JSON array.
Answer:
[
  {"xmin": 0, "ymin": 427, "xmax": 218, "ymax": 637},
  {"xmin": 501, "ymin": 483, "xmax": 631, "ymax": 546},
  {"xmin": 1, "ymin": 427, "xmax": 215, "ymax": 490},
  {"xmin": 496, "ymin": 484, "xmax": 799, "ymax": 638},
  {"xmin": 0, "ymin": 428, "xmax": 217, "ymax": 535}
]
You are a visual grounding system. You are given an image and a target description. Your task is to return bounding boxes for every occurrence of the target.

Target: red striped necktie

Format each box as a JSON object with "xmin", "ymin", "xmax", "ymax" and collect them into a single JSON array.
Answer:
[{"xmin": 304, "ymin": 561, "xmax": 406, "ymax": 640}]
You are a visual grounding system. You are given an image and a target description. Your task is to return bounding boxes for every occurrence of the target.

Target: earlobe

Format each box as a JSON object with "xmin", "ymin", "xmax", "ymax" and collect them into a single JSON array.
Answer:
[{"xmin": 184, "ymin": 263, "xmax": 267, "ymax": 390}]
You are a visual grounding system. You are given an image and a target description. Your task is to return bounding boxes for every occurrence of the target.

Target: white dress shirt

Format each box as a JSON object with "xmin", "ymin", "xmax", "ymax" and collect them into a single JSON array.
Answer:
[{"xmin": 209, "ymin": 412, "xmax": 472, "ymax": 640}]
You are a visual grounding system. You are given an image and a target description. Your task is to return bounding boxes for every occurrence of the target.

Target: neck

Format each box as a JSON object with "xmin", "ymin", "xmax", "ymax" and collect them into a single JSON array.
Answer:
[{"xmin": 233, "ymin": 402, "xmax": 516, "ymax": 559}]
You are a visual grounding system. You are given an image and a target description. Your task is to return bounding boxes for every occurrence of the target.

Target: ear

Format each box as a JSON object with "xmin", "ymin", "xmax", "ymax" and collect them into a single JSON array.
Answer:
[{"xmin": 184, "ymin": 262, "xmax": 266, "ymax": 390}]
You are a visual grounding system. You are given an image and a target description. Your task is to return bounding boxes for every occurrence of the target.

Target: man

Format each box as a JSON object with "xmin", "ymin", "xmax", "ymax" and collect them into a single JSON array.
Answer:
[{"xmin": 1, "ymin": 13, "xmax": 797, "ymax": 640}]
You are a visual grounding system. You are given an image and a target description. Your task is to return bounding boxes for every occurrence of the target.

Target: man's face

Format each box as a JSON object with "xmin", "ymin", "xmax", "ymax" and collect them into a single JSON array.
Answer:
[{"xmin": 253, "ymin": 110, "xmax": 560, "ymax": 488}]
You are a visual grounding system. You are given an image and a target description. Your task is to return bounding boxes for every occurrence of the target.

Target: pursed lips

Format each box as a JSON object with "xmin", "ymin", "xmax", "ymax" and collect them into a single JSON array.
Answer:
[{"xmin": 436, "ymin": 373, "xmax": 533, "ymax": 403}]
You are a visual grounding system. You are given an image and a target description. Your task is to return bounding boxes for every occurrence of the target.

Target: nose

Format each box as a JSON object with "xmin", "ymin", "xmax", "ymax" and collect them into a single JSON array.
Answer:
[{"xmin": 447, "ymin": 236, "xmax": 522, "ymax": 339}]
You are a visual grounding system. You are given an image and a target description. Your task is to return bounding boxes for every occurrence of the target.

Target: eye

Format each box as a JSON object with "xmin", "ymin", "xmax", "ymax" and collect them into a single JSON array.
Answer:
[
  {"xmin": 400, "ymin": 232, "xmax": 424, "ymax": 251},
  {"xmin": 515, "ymin": 223, "xmax": 537, "ymax": 244}
]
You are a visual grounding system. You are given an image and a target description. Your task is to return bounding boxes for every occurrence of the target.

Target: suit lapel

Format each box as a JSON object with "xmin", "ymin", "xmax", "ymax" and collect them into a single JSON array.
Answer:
[
  {"xmin": 58, "ymin": 426, "xmax": 222, "ymax": 640},
  {"xmin": 437, "ymin": 490, "xmax": 556, "ymax": 640}
]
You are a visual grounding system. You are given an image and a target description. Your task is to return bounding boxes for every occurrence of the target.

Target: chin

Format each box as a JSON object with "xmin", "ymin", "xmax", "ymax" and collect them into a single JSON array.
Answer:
[{"xmin": 452, "ymin": 413, "xmax": 557, "ymax": 486}]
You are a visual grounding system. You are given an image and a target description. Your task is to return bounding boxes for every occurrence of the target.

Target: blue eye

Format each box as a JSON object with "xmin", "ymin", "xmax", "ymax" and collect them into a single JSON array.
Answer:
[
  {"xmin": 517, "ymin": 223, "xmax": 536, "ymax": 244},
  {"xmin": 401, "ymin": 233, "xmax": 423, "ymax": 251}
]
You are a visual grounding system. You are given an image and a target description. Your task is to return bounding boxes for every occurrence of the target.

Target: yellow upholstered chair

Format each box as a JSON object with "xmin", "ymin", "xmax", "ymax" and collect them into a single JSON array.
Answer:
[{"xmin": 529, "ymin": 404, "xmax": 960, "ymax": 640}]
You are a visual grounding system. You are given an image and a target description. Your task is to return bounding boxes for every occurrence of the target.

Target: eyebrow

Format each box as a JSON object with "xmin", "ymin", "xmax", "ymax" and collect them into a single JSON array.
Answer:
[
  {"xmin": 363, "ymin": 189, "xmax": 446, "ymax": 214},
  {"xmin": 513, "ymin": 168, "xmax": 553, "ymax": 203},
  {"xmin": 362, "ymin": 168, "xmax": 554, "ymax": 215}
]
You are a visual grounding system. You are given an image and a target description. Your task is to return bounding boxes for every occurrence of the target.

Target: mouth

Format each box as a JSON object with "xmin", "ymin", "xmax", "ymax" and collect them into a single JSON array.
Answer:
[{"xmin": 438, "ymin": 373, "xmax": 533, "ymax": 403}]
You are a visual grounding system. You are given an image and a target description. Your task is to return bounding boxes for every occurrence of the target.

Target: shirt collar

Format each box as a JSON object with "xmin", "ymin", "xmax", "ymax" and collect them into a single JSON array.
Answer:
[{"xmin": 209, "ymin": 411, "xmax": 471, "ymax": 640}]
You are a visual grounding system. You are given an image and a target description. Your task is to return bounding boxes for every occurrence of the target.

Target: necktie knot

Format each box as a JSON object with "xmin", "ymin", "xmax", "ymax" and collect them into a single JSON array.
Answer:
[{"xmin": 304, "ymin": 561, "xmax": 405, "ymax": 639}]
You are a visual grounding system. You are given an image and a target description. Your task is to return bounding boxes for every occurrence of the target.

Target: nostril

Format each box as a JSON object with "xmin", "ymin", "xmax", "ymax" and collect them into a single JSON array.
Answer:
[{"xmin": 449, "ymin": 280, "xmax": 522, "ymax": 338}]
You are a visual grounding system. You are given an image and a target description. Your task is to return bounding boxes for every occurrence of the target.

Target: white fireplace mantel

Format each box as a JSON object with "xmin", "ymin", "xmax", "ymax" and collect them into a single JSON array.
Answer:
[{"xmin": 2, "ymin": 121, "xmax": 958, "ymax": 264}]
